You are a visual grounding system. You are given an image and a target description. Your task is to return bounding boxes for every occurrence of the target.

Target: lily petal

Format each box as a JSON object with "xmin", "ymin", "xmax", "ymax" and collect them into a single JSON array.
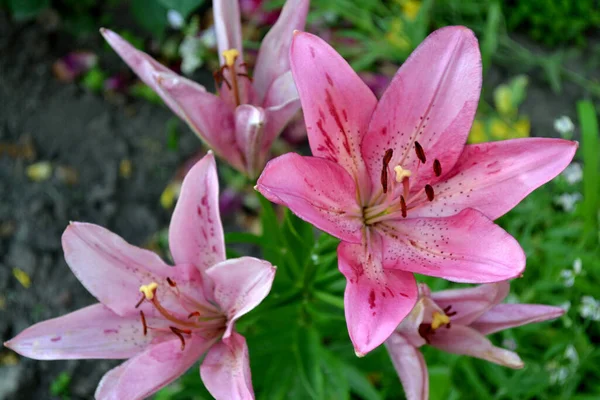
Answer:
[
  {"xmin": 200, "ymin": 332, "xmax": 254, "ymax": 400},
  {"xmin": 262, "ymin": 71, "xmax": 302, "ymax": 156},
  {"xmin": 100, "ymin": 29, "xmax": 204, "ymax": 120},
  {"xmin": 4, "ymin": 304, "xmax": 152, "ymax": 360},
  {"xmin": 62, "ymin": 222, "xmax": 172, "ymax": 316},
  {"xmin": 363, "ymin": 26, "xmax": 481, "ymax": 196},
  {"xmin": 379, "ymin": 209, "xmax": 525, "ymax": 283},
  {"xmin": 235, "ymin": 104, "xmax": 267, "ymax": 179},
  {"xmin": 290, "ymin": 31, "xmax": 377, "ymax": 194},
  {"xmin": 253, "ymin": 0, "xmax": 310, "ymax": 102},
  {"xmin": 213, "ymin": 0, "xmax": 244, "ymax": 65},
  {"xmin": 385, "ymin": 333, "xmax": 429, "ymax": 400},
  {"xmin": 169, "ymin": 153, "xmax": 226, "ymax": 274},
  {"xmin": 95, "ymin": 335, "xmax": 212, "ymax": 400},
  {"xmin": 471, "ymin": 304, "xmax": 564, "ymax": 335},
  {"xmin": 338, "ymin": 238, "xmax": 418, "ymax": 355},
  {"xmin": 154, "ymin": 72, "xmax": 245, "ymax": 172},
  {"xmin": 410, "ymin": 138, "xmax": 578, "ymax": 220},
  {"xmin": 429, "ymin": 325, "xmax": 524, "ymax": 368},
  {"xmin": 206, "ymin": 257, "xmax": 276, "ymax": 338},
  {"xmin": 430, "ymin": 282, "xmax": 510, "ymax": 325},
  {"xmin": 257, "ymin": 153, "xmax": 363, "ymax": 242}
]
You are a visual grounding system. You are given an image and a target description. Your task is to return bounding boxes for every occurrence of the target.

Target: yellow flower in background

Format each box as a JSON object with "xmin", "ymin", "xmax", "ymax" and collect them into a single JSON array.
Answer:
[
  {"xmin": 13, "ymin": 268, "xmax": 31, "ymax": 288},
  {"xmin": 514, "ymin": 117, "xmax": 531, "ymax": 138},
  {"xmin": 469, "ymin": 119, "xmax": 487, "ymax": 143},
  {"xmin": 490, "ymin": 118, "xmax": 510, "ymax": 140},
  {"xmin": 385, "ymin": 18, "xmax": 411, "ymax": 51},
  {"xmin": 494, "ymin": 85, "xmax": 514, "ymax": 117},
  {"xmin": 400, "ymin": 0, "xmax": 421, "ymax": 21}
]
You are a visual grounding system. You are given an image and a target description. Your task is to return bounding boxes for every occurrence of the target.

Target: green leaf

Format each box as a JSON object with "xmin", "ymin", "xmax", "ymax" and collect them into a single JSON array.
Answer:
[
  {"xmin": 7, "ymin": 0, "xmax": 49, "ymax": 20},
  {"xmin": 294, "ymin": 325, "xmax": 324, "ymax": 399},
  {"xmin": 342, "ymin": 363, "xmax": 383, "ymax": 400},
  {"xmin": 481, "ymin": 1, "xmax": 501, "ymax": 72},
  {"xmin": 577, "ymin": 100, "xmax": 600, "ymax": 239},
  {"xmin": 158, "ymin": 0, "xmax": 204, "ymax": 18},
  {"xmin": 130, "ymin": 0, "xmax": 168, "ymax": 37}
]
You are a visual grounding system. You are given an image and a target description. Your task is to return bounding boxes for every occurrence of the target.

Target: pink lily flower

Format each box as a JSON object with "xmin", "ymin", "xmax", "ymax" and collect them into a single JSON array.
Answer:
[
  {"xmin": 386, "ymin": 282, "xmax": 564, "ymax": 400},
  {"xmin": 256, "ymin": 27, "xmax": 577, "ymax": 355},
  {"xmin": 101, "ymin": 0, "xmax": 310, "ymax": 179},
  {"xmin": 4, "ymin": 153, "xmax": 276, "ymax": 400}
]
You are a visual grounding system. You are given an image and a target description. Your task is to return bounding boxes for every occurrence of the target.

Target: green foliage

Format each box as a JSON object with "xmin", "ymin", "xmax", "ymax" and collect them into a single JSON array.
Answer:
[
  {"xmin": 577, "ymin": 101, "xmax": 600, "ymax": 238},
  {"xmin": 503, "ymin": 0, "xmax": 600, "ymax": 47},
  {"xmin": 6, "ymin": 0, "xmax": 49, "ymax": 20},
  {"xmin": 49, "ymin": 371, "xmax": 71, "ymax": 399}
]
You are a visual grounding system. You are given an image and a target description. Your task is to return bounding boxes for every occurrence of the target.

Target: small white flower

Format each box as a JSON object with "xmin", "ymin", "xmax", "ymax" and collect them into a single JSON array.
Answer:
[
  {"xmin": 199, "ymin": 26, "xmax": 217, "ymax": 49},
  {"xmin": 561, "ymin": 163, "xmax": 583, "ymax": 185},
  {"xmin": 564, "ymin": 345, "xmax": 579, "ymax": 365},
  {"xmin": 554, "ymin": 192, "xmax": 582, "ymax": 212},
  {"xmin": 560, "ymin": 269, "xmax": 575, "ymax": 287},
  {"xmin": 179, "ymin": 36, "xmax": 203, "ymax": 75},
  {"xmin": 554, "ymin": 116, "xmax": 575, "ymax": 137},
  {"xmin": 167, "ymin": 10, "xmax": 185, "ymax": 29},
  {"xmin": 572, "ymin": 258, "xmax": 582, "ymax": 274},
  {"xmin": 579, "ymin": 296, "xmax": 600, "ymax": 321}
]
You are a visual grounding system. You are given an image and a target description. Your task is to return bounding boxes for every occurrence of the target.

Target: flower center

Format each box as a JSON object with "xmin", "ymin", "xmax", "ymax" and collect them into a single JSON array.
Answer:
[
  {"xmin": 213, "ymin": 48, "xmax": 252, "ymax": 107},
  {"xmin": 418, "ymin": 305, "xmax": 457, "ymax": 344},
  {"xmin": 135, "ymin": 278, "xmax": 226, "ymax": 350},
  {"xmin": 364, "ymin": 143, "xmax": 443, "ymax": 224}
]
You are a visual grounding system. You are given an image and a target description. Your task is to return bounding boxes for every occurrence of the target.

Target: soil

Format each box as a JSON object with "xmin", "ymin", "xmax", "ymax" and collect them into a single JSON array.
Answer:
[
  {"xmin": 0, "ymin": 11, "xmax": 200, "ymax": 400},
  {"xmin": 0, "ymin": 8, "xmax": 597, "ymax": 400}
]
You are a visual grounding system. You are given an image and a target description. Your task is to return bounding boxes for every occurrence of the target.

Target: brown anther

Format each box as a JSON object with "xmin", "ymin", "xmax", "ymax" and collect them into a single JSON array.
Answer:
[
  {"xmin": 447, "ymin": 311, "xmax": 457, "ymax": 317},
  {"xmin": 135, "ymin": 294, "xmax": 145, "ymax": 308},
  {"xmin": 425, "ymin": 184, "xmax": 434, "ymax": 201},
  {"xmin": 383, "ymin": 148, "xmax": 394, "ymax": 166},
  {"xmin": 166, "ymin": 277, "xmax": 176, "ymax": 287},
  {"xmin": 140, "ymin": 310, "xmax": 148, "ymax": 336},
  {"xmin": 418, "ymin": 323, "xmax": 433, "ymax": 344},
  {"xmin": 400, "ymin": 195, "xmax": 407, "ymax": 218},
  {"xmin": 170, "ymin": 326, "xmax": 192, "ymax": 351},
  {"xmin": 380, "ymin": 149, "xmax": 393, "ymax": 194},
  {"xmin": 414, "ymin": 141, "xmax": 426, "ymax": 163},
  {"xmin": 188, "ymin": 311, "xmax": 201, "ymax": 319},
  {"xmin": 443, "ymin": 305, "xmax": 452, "ymax": 313},
  {"xmin": 433, "ymin": 159, "xmax": 442, "ymax": 177},
  {"xmin": 446, "ymin": 322, "xmax": 452, "ymax": 329}
]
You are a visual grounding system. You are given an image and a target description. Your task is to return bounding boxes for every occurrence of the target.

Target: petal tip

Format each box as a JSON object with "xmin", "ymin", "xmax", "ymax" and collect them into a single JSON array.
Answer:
[{"xmin": 354, "ymin": 350, "xmax": 366, "ymax": 358}]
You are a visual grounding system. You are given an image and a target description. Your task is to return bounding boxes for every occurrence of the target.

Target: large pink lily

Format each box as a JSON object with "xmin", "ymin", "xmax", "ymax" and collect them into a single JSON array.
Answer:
[
  {"xmin": 4, "ymin": 153, "xmax": 275, "ymax": 400},
  {"xmin": 101, "ymin": 0, "xmax": 309, "ymax": 179},
  {"xmin": 386, "ymin": 282, "xmax": 564, "ymax": 400},
  {"xmin": 257, "ymin": 27, "xmax": 577, "ymax": 355}
]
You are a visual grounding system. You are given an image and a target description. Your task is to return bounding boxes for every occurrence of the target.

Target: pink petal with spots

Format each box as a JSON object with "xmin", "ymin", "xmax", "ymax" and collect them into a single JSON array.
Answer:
[
  {"xmin": 62, "ymin": 222, "xmax": 174, "ymax": 317},
  {"xmin": 201, "ymin": 332, "xmax": 254, "ymax": 400},
  {"xmin": 206, "ymin": 257, "xmax": 276, "ymax": 338},
  {"xmin": 362, "ymin": 26, "xmax": 481, "ymax": 198},
  {"xmin": 153, "ymin": 72, "xmax": 245, "ymax": 172},
  {"xmin": 253, "ymin": 0, "xmax": 309, "ymax": 102},
  {"xmin": 257, "ymin": 153, "xmax": 364, "ymax": 243},
  {"xmin": 290, "ymin": 31, "xmax": 377, "ymax": 196},
  {"xmin": 385, "ymin": 333, "xmax": 429, "ymax": 400},
  {"xmin": 379, "ymin": 209, "xmax": 525, "ymax": 283},
  {"xmin": 4, "ymin": 304, "xmax": 152, "ymax": 360},
  {"xmin": 338, "ymin": 238, "xmax": 418, "ymax": 355},
  {"xmin": 95, "ymin": 334, "xmax": 212, "ymax": 400},
  {"xmin": 471, "ymin": 303, "xmax": 564, "ymax": 335},
  {"xmin": 428, "ymin": 325, "xmax": 524, "ymax": 368},
  {"xmin": 169, "ymin": 153, "xmax": 226, "ymax": 274},
  {"xmin": 410, "ymin": 138, "xmax": 578, "ymax": 220},
  {"xmin": 430, "ymin": 282, "xmax": 509, "ymax": 325}
]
